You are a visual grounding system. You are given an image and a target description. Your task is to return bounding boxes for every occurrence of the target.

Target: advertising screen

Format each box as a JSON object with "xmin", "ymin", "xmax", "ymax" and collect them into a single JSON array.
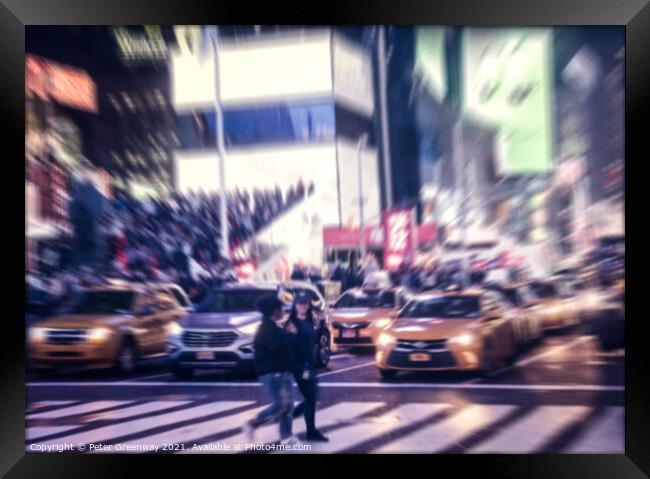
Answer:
[
  {"xmin": 26, "ymin": 55, "xmax": 98, "ymax": 113},
  {"xmin": 332, "ymin": 35, "xmax": 374, "ymax": 117},
  {"xmin": 171, "ymin": 32, "xmax": 332, "ymax": 110},
  {"xmin": 170, "ymin": 50, "xmax": 218, "ymax": 110},
  {"xmin": 415, "ymin": 27, "xmax": 448, "ymax": 102},
  {"xmin": 462, "ymin": 28, "xmax": 553, "ymax": 174},
  {"xmin": 219, "ymin": 33, "xmax": 332, "ymax": 105},
  {"xmin": 383, "ymin": 208, "xmax": 416, "ymax": 271}
]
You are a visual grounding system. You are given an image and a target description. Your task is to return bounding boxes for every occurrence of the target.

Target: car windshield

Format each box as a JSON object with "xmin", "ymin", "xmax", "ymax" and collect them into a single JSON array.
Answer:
[
  {"xmin": 70, "ymin": 291, "xmax": 135, "ymax": 315},
  {"xmin": 483, "ymin": 284, "xmax": 520, "ymax": 306},
  {"xmin": 196, "ymin": 289, "xmax": 274, "ymax": 313},
  {"xmin": 499, "ymin": 288, "xmax": 521, "ymax": 306},
  {"xmin": 528, "ymin": 282, "xmax": 558, "ymax": 299},
  {"xmin": 334, "ymin": 291, "xmax": 395, "ymax": 309},
  {"xmin": 399, "ymin": 296, "xmax": 482, "ymax": 319}
]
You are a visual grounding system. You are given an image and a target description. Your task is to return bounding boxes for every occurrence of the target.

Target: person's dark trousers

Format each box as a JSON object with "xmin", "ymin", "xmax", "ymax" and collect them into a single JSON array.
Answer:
[{"xmin": 293, "ymin": 369, "xmax": 318, "ymax": 434}]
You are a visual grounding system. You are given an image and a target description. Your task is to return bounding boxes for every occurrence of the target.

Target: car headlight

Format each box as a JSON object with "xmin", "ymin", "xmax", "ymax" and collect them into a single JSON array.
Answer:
[
  {"xmin": 239, "ymin": 322, "xmax": 260, "ymax": 336},
  {"xmin": 374, "ymin": 319, "xmax": 392, "ymax": 329},
  {"xmin": 28, "ymin": 327, "xmax": 47, "ymax": 342},
  {"xmin": 448, "ymin": 333, "xmax": 476, "ymax": 347},
  {"xmin": 584, "ymin": 292, "xmax": 604, "ymax": 308},
  {"xmin": 167, "ymin": 322, "xmax": 183, "ymax": 337},
  {"xmin": 377, "ymin": 332, "xmax": 396, "ymax": 347},
  {"xmin": 87, "ymin": 327, "xmax": 112, "ymax": 342}
]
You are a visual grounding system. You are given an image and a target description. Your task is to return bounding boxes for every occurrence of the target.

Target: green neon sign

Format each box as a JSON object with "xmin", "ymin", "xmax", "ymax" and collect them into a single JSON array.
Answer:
[{"xmin": 462, "ymin": 28, "xmax": 553, "ymax": 174}]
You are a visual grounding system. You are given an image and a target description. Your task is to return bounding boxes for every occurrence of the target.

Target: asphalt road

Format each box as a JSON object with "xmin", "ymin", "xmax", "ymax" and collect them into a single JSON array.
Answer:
[{"xmin": 25, "ymin": 330, "xmax": 624, "ymax": 454}]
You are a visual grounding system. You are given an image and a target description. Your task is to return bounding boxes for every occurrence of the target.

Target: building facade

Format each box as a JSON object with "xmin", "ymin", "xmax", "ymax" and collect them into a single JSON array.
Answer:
[{"xmin": 170, "ymin": 27, "xmax": 383, "ymax": 265}]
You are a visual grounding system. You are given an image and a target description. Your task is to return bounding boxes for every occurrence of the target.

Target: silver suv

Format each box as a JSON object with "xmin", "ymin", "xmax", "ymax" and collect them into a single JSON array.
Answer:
[{"xmin": 167, "ymin": 282, "xmax": 331, "ymax": 379}]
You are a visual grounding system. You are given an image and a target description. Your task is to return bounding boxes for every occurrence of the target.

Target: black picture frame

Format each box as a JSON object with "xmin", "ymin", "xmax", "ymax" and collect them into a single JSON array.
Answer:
[{"xmin": 4, "ymin": 0, "xmax": 648, "ymax": 476}]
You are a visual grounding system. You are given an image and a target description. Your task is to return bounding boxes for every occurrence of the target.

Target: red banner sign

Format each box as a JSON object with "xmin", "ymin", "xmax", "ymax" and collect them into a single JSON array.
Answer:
[
  {"xmin": 383, "ymin": 208, "xmax": 416, "ymax": 271},
  {"xmin": 323, "ymin": 223, "xmax": 435, "ymax": 250},
  {"xmin": 323, "ymin": 226, "xmax": 384, "ymax": 249},
  {"xmin": 26, "ymin": 55, "xmax": 98, "ymax": 113}
]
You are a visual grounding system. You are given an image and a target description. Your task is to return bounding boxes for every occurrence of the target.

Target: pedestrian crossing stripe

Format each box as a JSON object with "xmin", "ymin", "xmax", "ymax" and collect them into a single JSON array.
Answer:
[
  {"xmin": 470, "ymin": 406, "xmax": 591, "ymax": 453},
  {"xmin": 566, "ymin": 407, "xmax": 624, "ymax": 453},
  {"xmin": 25, "ymin": 400, "xmax": 624, "ymax": 454},
  {"xmin": 28, "ymin": 401, "xmax": 251, "ymax": 448},
  {"xmin": 289, "ymin": 403, "xmax": 450, "ymax": 454},
  {"xmin": 186, "ymin": 402, "xmax": 384, "ymax": 455},
  {"xmin": 26, "ymin": 400, "xmax": 78, "ymax": 414},
  {"xmin": 375, "ymin": 405, "xmax": 517, "ymax": 453},
  {"xmin": 27, "ymin": 401, "xmax": 136, "ymax": 420}
]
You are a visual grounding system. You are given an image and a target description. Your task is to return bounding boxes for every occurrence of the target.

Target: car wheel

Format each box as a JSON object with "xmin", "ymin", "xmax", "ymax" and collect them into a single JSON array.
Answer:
[
  {"xmin": 116, "ymin": 339, "xmax": 137, "ymax": 374},
  {"xmin": 505, "ymin": 329, "xmax": 517, "ymax": 366},
  {"xmin": 31, "ymin": 368, "xmax": 55, "ymax": 380},
  {"xmin": 172, "ymin": 366, "xmax": 193, "ymax": 379},
  {"xmin": 314, "ymin": 329, "xmax": 331, "ymax": 368},
  {"xmin": 534, "ymin": 321, "xmax": 544, "ymax": 342},
  {"xmin": 379, "ymin": 368, "xmax": 397, "ymax": 380},
  {"xmin": 479, "ymin": 340, "xmax": 495, "ymax": 376}
]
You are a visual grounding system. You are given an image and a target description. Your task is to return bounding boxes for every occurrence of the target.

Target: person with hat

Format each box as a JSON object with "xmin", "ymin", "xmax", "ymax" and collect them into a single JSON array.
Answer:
[
  {"xmin": 244, "ymin": 294, "xmax": 299, "ymax": 446},
  {"xmin": 286, "ymin": 291, "xmax": 329, "ymax": 442}
]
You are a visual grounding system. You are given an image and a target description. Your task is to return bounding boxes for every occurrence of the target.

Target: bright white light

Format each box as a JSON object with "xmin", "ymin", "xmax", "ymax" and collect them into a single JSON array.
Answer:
[
  {"xmin": 448, "ymin": 333, "xmax": 475, "ymax": 346},
  {"xmin": 87, "ymin": 327, "xmax": 112, "ymax": 342},
  {"xmin": 374, "ymin": 319, "xmax": 392, "ymax": 329},
  {"xmin": 167, "ymin": 322, "xmax": 183, "ymax": 337},
  {"xmin": 377, "ymin": 332, "xmax": 396, "ymax": 347},
  {"xmin": 28, "ymin": 327, "xmax": 47, "ymax": 342},
  {"xmin": 175, "ymin": 153, "xmax": 221, "ymax": 195},
  {"xmin": 219, "ymin": 34, "xmax": 332, "ymax": 105},
  {"xmin": 239, "ymin": 322, "xmax": 260, "ymax": 336},
  {"xmin": 171, "ymin": 49, "xmax": 217, "ymax": 109}
]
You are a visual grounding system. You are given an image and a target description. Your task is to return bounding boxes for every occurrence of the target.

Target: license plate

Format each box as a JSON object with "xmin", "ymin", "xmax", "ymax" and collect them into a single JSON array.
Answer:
[
  {"xmin": 409, "ymin": 353, "xmax": 431, "ymax": 362},
  {"xmin": 196, "ymin": 351, "xmax": 215, "ymax": 360},
  {"xmin": 341, "ymin": 329, "xmax": 357, "ymax": 338}
]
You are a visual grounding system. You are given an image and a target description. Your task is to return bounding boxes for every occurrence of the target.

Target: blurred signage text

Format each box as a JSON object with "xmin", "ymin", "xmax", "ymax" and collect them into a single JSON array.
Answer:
[
  {"xmin": 382, "ymin": 208, "xmax": 416, "ymax": 271},
  {"xmin": 26, "ymin": 55, "xmax": 97, "ymax": 113},
  {"xmin": 324, "ymin": 223, "xmax": 435, "ymax": 250},
  {"xmin": 113, "ymin": 26, "xmax": 168, "ymax": 64}
]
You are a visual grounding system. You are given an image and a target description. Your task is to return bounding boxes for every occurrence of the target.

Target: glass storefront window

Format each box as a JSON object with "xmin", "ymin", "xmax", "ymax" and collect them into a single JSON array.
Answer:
[
  {"xmin": 174, "ymin": 101, "xmax": 379, "ymax": 149},
  {"xmin": 223, "ymin": 101, "xmax": 335, "ymax": 146},
  {"xmin": 175, "ymin": 110, "xmax": 217, "ymax": 150}
]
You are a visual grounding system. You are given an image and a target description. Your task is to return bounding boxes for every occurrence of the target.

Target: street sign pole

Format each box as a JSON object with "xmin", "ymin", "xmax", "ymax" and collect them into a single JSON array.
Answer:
[
  {"xmin": 207, "ymin": 27, "xmax": 230, "ymax": 260},
  {"xmin": 357, "ymin": 134, "xmax": 369, "ymax": 259}
]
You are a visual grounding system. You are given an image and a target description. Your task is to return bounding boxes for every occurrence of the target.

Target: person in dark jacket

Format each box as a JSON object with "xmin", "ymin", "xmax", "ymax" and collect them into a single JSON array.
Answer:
[
  {"xmin": 285, "ymin": 292, "xmax": 329, "ymax": 442},
  {"xmin": 290, "ymin": 264, "xmax": 306, "ymax": 281},
  {"xmin": 244, "ymin": 295, "xmax": 299, "ymax": 445}
]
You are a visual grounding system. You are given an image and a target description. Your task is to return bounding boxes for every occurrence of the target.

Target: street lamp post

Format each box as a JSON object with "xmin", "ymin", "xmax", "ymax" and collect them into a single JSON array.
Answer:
[
  {"xmin": 377, "ymin": 26, "xmax": 393, "ymax": 210},
  {"xmin": 206, "ymin": 26, "xmax": 230, "ymax": 260},
  {"xmin": 452, "ymin": 119, "xmax": 470, "ymax": 289},
  {"xmin": 357, "ymin": 134, "xmax": 369, "ymax": 259}
]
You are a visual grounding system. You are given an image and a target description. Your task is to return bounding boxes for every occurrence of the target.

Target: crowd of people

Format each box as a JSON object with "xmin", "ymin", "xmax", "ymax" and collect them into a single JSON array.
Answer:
[
  {"xmin": 318, "ymin": 252, "xmax": 528, "ymax": 295},
  {"xmin": 27, "ymin": 179, "xmax": 314, "ymax": 321}
]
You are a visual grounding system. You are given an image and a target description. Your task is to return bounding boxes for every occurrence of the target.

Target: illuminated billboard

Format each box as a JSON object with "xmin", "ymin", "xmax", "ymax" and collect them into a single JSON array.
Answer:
[
  {"xmin": 462, "ymin": 28, "xmax": 553, "ymax": 174},
  {"xmin": 383, "ymin": 208, "xmax": 417, "ymax": 271},
  {"xmin": 171, "ymin": 32, "xmax": 333, "ymax": 110},
  {"xmin": 332, "ymin": 35, "xmax": 374, "ymax": 117},
  {"xmin": 26, "ymin": 55, "xmax": 98, "ymax": 113},
  {"xmin": 219, "ymin": 33, "xmax": 332, "ymax": 105},
  {"xmin": 112, "ymin": 26, "xmax": 168, "ymax": 64},
  {"xmin": 170, "ymin": 50, "xmax": 217, "ymax": 110},
  {"xmin": 415, "ymin": 27, "xmax": 447, "ymax": 102}
]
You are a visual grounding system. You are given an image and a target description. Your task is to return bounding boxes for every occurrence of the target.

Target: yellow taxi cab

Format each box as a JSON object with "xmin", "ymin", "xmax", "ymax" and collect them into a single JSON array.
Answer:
[
  {"xmin": 524, "ymin": 279, "xmax": 580, "ymax": 331},
  {"xmin": 482, "ymin": 282, "xmax": 544, "ymax": 347},
  {"xmin": 28, "ymin": 281, "xmax": 189, "ymax": 374},
  {"xmin": 329, "ymin": 286, "xmax": 411, "ymax": 352},
  {"xmin": 375, "ymin": 288, "xmax": 517, "ymax": 379}
]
